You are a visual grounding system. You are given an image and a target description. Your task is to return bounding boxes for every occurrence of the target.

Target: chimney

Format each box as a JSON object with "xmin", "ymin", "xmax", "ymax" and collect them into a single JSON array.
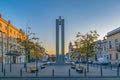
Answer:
[
  {"xmin": 0, "ymin": 14, "xmax": 2, "ymax": 18},
  {"xmin": 8, "ymin": 20, "xmax": 11, "ymax": 24}
]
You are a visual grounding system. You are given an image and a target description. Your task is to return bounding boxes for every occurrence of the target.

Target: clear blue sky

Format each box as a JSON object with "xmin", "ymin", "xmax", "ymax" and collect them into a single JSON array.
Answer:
[{"xmin": 0, "ymin": 0, "xmax": 120, "ymax": 55}]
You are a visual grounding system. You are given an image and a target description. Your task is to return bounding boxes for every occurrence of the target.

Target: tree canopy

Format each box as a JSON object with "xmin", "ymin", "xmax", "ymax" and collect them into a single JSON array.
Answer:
[
  {"xmin": 74, "ymin": 30, "xmax": 99, "ymax": 58},
  {"xmin": 16, "ymin": 38, "xmax": 44, "ymax": 60}
]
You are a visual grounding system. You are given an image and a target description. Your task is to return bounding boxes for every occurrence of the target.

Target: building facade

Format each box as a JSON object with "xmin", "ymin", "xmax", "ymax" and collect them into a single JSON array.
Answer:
[
  {"xmin": 107, "ymin": 27, "xmax": 120, "ymax": 64},
  {"xmin": 0, "ymin": 14, "xmax": 28, "ymax": 64},
  {"xmin": 94, "ymin": 38, "xmax": 108, "ymax": 60}
]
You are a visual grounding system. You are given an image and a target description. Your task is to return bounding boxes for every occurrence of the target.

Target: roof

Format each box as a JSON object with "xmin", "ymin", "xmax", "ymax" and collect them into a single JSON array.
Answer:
[{"xmin": 107, "ymin": 27, "xmax": 120, "ymax": 37}]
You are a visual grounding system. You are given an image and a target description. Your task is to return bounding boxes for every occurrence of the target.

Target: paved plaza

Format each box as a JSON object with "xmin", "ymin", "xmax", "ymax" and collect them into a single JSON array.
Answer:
[
  {"xmin": 0, "ymin": 77, "xmax": 120, "ymax": 80},
  {"xmin": 0, "ymin": 62, "xmax": 120, "ymax": 80}
]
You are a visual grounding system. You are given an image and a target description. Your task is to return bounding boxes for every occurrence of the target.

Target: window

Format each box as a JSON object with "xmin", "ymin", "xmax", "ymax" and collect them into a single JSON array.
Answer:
[
  {"xmin": 9, "ymin": 36, "xmax": 12, "ymax": 42},
  {"xmin": 14, "ymin": 38, "xmax": 16, "ymax": 42},
  {"xmin": 5, "ymin": 26, "xmax": 7, "ymax": 30},
  {"xmin": 114, "ymin": 39, "xmax": 118, "ymax": 49},
  {"xmin": 14, "ymin": 31, "xmax": 16, "ymax": 35},
  {"xmin": 107, "ymin": 55, "xmax": 109, "ymax": 59},
  {"xmin": 109, "ymin": 41, "xmax": 112, "ymax": 49},
  {"xmin": 0, "ymin": 23, "xmax": 2, "ymax": 27},
  {"xmin": 104, "ymin": 46, "xmax": 106, "ymax": 51},
  {"xmin": 115, "ymin": 53, "xmax": 118, "ymax": 60},
  {"xmin": 109, "ymin": 54, "xmax": 112, "ymax": 60},
  {"xmin": 10, "ymin": 29, "xmax": 12, "ymax": 33}
]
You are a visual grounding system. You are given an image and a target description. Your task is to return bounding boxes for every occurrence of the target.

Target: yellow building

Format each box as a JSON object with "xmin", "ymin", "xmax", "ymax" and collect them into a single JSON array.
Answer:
[
  {"xmin": 0, "ymin": 14, "xmax": 28, "ymax": 64},
  {"xmin": 107, "ymin": 27, "xmax": 120, "ymax": 64}
]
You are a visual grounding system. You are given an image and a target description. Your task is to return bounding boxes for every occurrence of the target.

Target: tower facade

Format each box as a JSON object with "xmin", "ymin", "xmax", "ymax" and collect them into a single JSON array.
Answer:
[{"xmin": 56, "ymin": 16, "xmax": 65, "ymax": 64}]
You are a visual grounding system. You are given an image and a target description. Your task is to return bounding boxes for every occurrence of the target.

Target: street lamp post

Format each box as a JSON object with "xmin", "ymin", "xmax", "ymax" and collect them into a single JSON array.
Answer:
[
  {"xmin": 32, "ymin": 37, "xmax": 39, "ymax": 71},
  {"xmin": 78, "ymin": 53, "xmax": 80, "ymax": 67},
  {"xmin": 10, "ymin": 45, "xmax": 12, "ymax": 72},
  {"xmin": 35, "ymin": 45, "xmax": 38, "ymax": 71},
  {"xmin": 24, "ymin": 27, "xmax": 35, "ymax": 72},
  {"xmin": 10, "ymin": 44, "xmax": 14, "ymax": 72},
  {"xmin": 20, "ymin": 48, "xmax": 22, "ymax": 64},
  {"xmin": 9, "ymin": 44, "xmax": 16, "ymax": 72},
  {"xmin": 86, "ymin": 47, "xmax": 89, "ymax": 72},
  {"xmin": 0, "ymin": 30, "xmax": 4, "ymax": 72}
]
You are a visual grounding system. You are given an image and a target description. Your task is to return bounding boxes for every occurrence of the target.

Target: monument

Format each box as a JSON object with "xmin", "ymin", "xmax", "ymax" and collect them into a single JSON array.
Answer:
[{"xmin": 56, "ymin": 16, "xmax": 65, "ymax": 64}]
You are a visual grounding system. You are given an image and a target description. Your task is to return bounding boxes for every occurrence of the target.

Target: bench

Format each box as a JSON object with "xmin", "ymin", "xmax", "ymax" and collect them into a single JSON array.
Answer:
[
  {"xmin": 29, "ymin": 66, "xmax": 38, "ymax": 73},
  {"xmin": 76, "ymin": 66, "xmax": 84, "ymax": 73},
  {"xmin": 40, "ymin": 65, "xmax": 45, "ymax": 69}
]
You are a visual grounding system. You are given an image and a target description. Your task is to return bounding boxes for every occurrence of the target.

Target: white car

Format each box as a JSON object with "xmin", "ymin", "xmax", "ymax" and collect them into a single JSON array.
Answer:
[{"xmin": 97, "ymin": 58, "xmax": 109, "ymax": 65}]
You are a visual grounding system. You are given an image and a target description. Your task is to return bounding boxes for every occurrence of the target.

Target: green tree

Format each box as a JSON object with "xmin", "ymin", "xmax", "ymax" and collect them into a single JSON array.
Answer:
[
  {"xmin": 49, "ymin": 55, "xmax": 56, "ymax": 62},
  {"xmin": 30, "ymin": 42, "xmax": 44, "ymax": 60},
  {"xmin": 17, "ymin": 38, "xmax": 33, "ymax": 62},
  {"xmin": 17, "ymin": 37, "xmax": 44, "ymax": 62},
  {"xmin": 75, "ymin": 30, "xmax": 99, "ymax": 72}
]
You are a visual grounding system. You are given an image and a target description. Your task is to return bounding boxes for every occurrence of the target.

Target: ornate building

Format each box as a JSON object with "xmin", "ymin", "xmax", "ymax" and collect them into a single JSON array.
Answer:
[
  {"xmin": 94, "ymin": 38, "xmax": 108, "ymax": 60},
  {"xmin": 107, "ymin": 27, "xmax": 120, "ymax": 64},
  {"xmin": 0, "ymin": 14, "xmax": 28, "ymax": 64}
]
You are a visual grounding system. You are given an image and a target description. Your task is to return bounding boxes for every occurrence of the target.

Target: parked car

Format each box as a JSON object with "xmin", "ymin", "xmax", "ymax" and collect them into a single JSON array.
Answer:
[
  {"xmin": 93, "ymin": 61, "xmax": 98, "ymax": 64},
  {"xmin": 88, "ymin": 58, "xmax": 94, "ymax": 64},
  {"xmin": 97, "ymin": 57, "xmax": 109, "ymax": 65},
  {"xmin": 71, "ymin": 64, "xmax": 76, "ymax": 69},
  {"xmin": 88, "ymin": 60, "xmax": 93, "ymax": 64},
  {"xmin": 71, "ymin": 62, "xmax": 76, "ymax": 69}
]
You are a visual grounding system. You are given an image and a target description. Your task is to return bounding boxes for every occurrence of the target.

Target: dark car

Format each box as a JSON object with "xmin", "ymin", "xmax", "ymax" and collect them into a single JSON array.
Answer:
[{"xmin": 71, "ymin": 62, "xmax": 76, "ymax": 69}]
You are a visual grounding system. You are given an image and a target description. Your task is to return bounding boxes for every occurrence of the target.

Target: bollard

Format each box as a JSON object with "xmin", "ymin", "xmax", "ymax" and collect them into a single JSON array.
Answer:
[
  {"xmin": 110, "ymin": 65, "xmax": 112, "ymax": 70},
  {"xmin": 4, "ymin": 68, "xmax": 6, "ymax": 77},
  {"xmin": 117, "ymin": 66, "xmax": 119, "ymax": 77},
  {"xmin": 69, "ymin": 69, "xmax": 71, "ymax": 77},
  {"xmin": 52, "ymin": 69, "xmax": 54, "ymax": 77},
  {"xmin": 36, "ymin": 68, "xmax": 38, "ymax": 77},
  {"xmin": 100, "ymin": 65, "xmax": 103, "ymax": 77},
  {"xmin": 84, "ymin": 68, "xmax": 86, "ymax": 77},
  {"xmin": 97, "ymin": 64, "xmax": 98, "ymax": 68},
  {"xmin": 20, "ymin": 69, "xmax": 22, "ymax": 77},
  {"xmin": 105, "ymin": 65, "xmax": 106, "ymax": 69}
]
